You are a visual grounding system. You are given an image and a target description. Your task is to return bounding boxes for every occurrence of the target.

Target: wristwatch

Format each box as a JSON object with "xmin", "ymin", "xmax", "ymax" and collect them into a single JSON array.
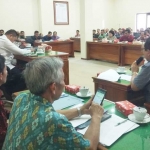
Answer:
[{"xmin": 77, "ymin": 107, "xmax": 82, "ymax": 117}]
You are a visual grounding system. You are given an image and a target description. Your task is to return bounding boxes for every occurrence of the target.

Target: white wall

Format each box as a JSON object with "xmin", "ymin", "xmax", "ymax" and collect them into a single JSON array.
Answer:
[
  {"xmin": 114, "ymin": 0, "xmax": 150, "ymax": 31},
  {"xmin": 1, "ymin": 0, "xmax": 149, "ymax": 38},
  {"xmin": 92, "ymin": 0, "xmax": 115, "ymax": 30},
  {"xmin": 0, "ymin": 0, "xmax": 39, "ymax": 35},
  {"xmin": 39, "ymin": 0, "xmax": 80, "ymax": 39}
]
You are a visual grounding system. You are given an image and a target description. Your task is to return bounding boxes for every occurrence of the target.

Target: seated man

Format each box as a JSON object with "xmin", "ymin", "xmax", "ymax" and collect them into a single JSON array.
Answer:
[
  {"xmin": 0, "ymin": 30, "xmax": 4, "ymax": 36},
  {"xmin": 3, "ymin": 57, "xmax": 104, "ymax": 150},
  {"xmin": 131, "ymin": 37, "xmax": 150, "ymax": 102},
  {"xmin": 0, "ymin": 29, "xmax": 31, "ymax": 100},
  {"xmin": 98, "ymin": 29, "xmax": 106, "ymax": 40},
  {"xmin": 19, "ymin": 31, "xmax": 26, "ymax": 39},
  {"xmin": 96, "ymin": 29, "xmax": 101, "ymax": 36},
  {"xmin": 75, "ymin": 30, "xmax": 80, "ymax": 37},
  {"xmin": 51, "ymin": 31, "xmax": 60, "ymax": 40},
  {"xmin": 119, "ymin": 29, "xmax": 134, "ymax": 42},
  {"xmin": 0, "ymin": 55, "xmax": 9, "ymax": 149},
  {"xmin": 30, "ymin": 31, "xmax": 42, "ymax": 46},
  {"xmin": 93, "ymin": 29, "xmax": 98, "ymax": 38},
  {"xmin": 137, "ymin": 31, "xmax": 149, "ymax": 42},
  {"xmin": 42, "ymin": 31, "xmax": 52, "ymax": 41}
]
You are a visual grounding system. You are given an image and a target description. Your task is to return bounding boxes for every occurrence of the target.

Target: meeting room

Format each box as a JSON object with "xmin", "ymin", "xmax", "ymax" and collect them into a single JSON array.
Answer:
[{"xmin": 0, "ymin": 0, "xmax": 150, "ymax": 150}]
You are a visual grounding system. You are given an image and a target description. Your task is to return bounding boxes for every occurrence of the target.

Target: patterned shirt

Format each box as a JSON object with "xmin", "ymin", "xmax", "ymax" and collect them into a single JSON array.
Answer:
[
  {"xmin": 2, "ymin": 93, "xmax": 90, "ymax": 150},
  {"xmin": 0, "ymin": 100, "xmax": 9, "ymax": 149}
]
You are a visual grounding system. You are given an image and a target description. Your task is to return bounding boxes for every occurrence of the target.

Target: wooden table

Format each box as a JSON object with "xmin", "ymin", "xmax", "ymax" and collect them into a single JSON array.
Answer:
[
  {"xmin": 14, "ymin": 51, "xmax": 69, "ymax": 85},
  {"xmin": 34, "ymin": 41, "xmax": 74, "ymax": 57},
  {"xmin": 120, "ymin": 44, "xmax": 142, "ymax": 65},
  {"xmin": 92, "ymin": 77, "xmax": 144, "ymax": 106},
  {"xmin": 87, "ymin": 42, "xmax": 121, "ymax": 65},
  {"xmin": 86, "ymin": 42, "xmax": 142, "ymax": 66},
  {"xmin": 70, "ymin": 37, "xmax": 80, "ymax": 52}
]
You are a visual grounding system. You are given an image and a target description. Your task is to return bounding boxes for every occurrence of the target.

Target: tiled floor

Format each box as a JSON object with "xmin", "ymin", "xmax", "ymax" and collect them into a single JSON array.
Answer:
[{"xmin": 69, "ymin": 52, "xmax": 130, "ymax": 94}]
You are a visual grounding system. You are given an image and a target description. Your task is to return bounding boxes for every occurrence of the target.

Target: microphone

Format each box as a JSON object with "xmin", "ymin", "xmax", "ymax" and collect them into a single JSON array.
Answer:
[
  {"xmin": 136, "ymin": 56, "xmax": 144, "ymax": 65},
  {"xmin": 130, "ymin": 56, "xmax": 144, "ymax": 70}
]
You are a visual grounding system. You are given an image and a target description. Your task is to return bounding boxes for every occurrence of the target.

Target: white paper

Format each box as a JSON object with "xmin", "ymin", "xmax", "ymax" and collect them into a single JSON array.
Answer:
[
  {"xmin": 70, "ymin": 115, "xmax": 91, "ymax": 127},
  {"xmin": 97, "ymin": 69, "xmax": 120, "ymax": 82},
  {"xmin": 69, "ymin": 103, "xmax": 84, "ymax": 109},
  {"xmin": 52, "ymin": 95, "xmax": 83, "ymax": 110},
  {"xmin": 77, "ymin": 114, "xmax": 139, "ymax": 146},
  {"xmin": 120, "ymin": 74, "xmax": 132, "ymax": 81}
]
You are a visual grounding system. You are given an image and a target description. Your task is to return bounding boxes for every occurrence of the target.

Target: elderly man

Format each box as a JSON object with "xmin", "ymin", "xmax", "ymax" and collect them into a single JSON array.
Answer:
[
  {"xmin": 131, "ymin": 37, "xmax": 150, "ymax": 102},
  {"xmin": 0, "ymin": 29, "xmax": 31, "ymax": 100},
  {"xmin": 3, "ymin": 57, "xmax": 104, "ymax": 150}
]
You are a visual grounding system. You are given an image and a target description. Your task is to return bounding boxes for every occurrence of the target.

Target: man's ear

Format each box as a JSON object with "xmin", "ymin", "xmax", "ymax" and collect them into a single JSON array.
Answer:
[{"xmin": 49, "ymin": 83, "xmax": 56, "ymax": 95}]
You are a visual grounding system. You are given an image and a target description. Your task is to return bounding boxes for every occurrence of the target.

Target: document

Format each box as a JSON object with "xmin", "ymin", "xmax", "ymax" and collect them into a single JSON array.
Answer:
[
  {"xmin": 78, "ymin": 114, "xmax": 139, "ymax": 146},
  {"xmin": 52, "ymin": 95, "xmax": 83, "ymax": 110},
  {"xmin": 97, "ymin": 69, "xmax": 120, "ymax": 82},
  {"xmin": 70, "ymin": 115, "xmax": 91, "ymax": 127},
  {"xmin": 120, "ymin": 74, "xmax": 132, "ymax": 81}
]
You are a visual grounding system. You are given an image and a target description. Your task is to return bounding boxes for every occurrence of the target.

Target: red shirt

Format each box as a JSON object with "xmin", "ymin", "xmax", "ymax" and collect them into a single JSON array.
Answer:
[{"xmin": 119, "ymin": 35, "xmax": 134, "ymax": 42}]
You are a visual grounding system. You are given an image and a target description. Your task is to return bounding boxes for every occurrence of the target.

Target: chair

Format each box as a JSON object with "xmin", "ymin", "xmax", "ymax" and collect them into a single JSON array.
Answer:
[{"xmin": 144, "ymin": 103, "xmax": 150, "ymax": 114}]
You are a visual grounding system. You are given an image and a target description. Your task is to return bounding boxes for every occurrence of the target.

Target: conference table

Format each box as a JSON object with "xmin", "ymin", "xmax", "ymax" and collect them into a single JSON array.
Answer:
[
  {"xmin": 34, "ymin": 40, "xmax": 74, "ymax": 57},
  {"xmin": 87, "ymin": 42, "xmax": 121, "ymax": 64},
  {"xmin": 92, "ymin": 76, "xmax": 145, "ymax": 106},
  {"xmin": 120, "ymin": 44, "xmax": 143, "ymax": 66},
  {"xmin": 14, "ymin": 51, "xmax": 69, "ymax": 85},
  {"xmin": 70, "ymin": 37, "xmax": 80, "ymax": 52},
  {"xmin": 12, "ymin": 90, "xmax": 150, "ymax": 150},
  {"xmin": 87, "ymin": 42, "xmax": 143, "ymax": 66}
]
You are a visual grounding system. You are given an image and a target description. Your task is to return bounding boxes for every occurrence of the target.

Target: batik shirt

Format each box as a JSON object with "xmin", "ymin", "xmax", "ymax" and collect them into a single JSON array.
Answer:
[{"xmin": 2, "ymin": 93, "xmax": 90, "ymax": 150}]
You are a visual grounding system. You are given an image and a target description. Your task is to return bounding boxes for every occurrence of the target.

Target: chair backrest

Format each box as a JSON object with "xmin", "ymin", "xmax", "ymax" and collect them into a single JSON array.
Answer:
[{"xmin": 25, "ymin": 36, "xmax": 33, "ymax": 44}]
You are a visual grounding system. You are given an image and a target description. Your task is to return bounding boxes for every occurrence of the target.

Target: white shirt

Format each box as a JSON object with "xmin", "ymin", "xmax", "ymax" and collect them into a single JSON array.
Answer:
[{"xmin": 0, "ymin": 35, "xmax": 31, "ymax": 69}]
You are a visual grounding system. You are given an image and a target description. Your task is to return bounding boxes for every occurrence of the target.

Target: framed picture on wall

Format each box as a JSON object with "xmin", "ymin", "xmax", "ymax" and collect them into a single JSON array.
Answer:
[{"xmin": 53, "ymin": 1, "xmax": 69, "ymax": 25}]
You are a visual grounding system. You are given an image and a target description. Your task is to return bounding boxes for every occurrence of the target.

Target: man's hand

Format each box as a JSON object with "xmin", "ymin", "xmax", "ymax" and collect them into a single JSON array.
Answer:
[
  {"xmin": 131, "ymin": 61, "xmax": 139, "ymax": 72},
  {"xmin": 80, "ymin": 97, "xmax": 93, "ymax": 115},
  {"xmin": 90, "ymin": 102, "xmax": 104, "ymax": 119},
  {"xmin": 131, "ymin": 59, "xmax": 144, "ymax": 73}
]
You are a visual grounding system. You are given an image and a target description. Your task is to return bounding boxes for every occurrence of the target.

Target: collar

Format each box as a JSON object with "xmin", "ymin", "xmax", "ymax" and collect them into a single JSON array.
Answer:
[{"xmin": 30, "ymin": 93, "xmax": 52, "ymax": 105}]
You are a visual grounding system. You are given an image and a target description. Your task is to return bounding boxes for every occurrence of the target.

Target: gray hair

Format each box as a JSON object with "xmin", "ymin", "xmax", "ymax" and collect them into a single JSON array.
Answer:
[{"xmin": 23, "ymin": 57, "xmax": 63, "ymax": 95}]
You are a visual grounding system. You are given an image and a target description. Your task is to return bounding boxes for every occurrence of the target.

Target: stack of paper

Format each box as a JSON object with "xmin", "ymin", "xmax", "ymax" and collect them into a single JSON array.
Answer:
[
  {"xmin": 97, "ymin": 69, "xmax": 120, "ymax": 82},
  {"xmin": 77, "ymin": 114, "xmax": 139, "ymax": 146},
  {"xmin": 70, "ymin": 115, "xmax": 91, "ymax": 127}
]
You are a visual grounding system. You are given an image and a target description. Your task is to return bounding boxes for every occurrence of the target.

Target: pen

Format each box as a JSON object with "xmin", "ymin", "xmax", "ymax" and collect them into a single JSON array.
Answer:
[{"xmin": 115, "ymin": 119, "xmax": 128, "ymax": 126}]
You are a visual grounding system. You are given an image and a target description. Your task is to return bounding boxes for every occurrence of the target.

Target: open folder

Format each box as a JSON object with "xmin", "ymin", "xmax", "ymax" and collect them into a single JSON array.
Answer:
[{"xmin": 77, "ymin": 114, "xmax": 139, "ymax": 146}]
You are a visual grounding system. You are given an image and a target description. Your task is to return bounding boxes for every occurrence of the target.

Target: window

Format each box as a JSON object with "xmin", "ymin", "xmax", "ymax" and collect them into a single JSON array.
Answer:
[{"xmin": 136, "ymin": 13, "xmax": 150, "ymax": 30}]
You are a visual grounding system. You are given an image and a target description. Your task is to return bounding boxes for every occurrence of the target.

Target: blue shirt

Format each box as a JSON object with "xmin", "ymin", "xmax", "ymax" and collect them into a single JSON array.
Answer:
[
  {"xmin": 42, "ymin": 35, "xmax": 52, "ymax": 41},
  {"xmin": 134, "ymin": 61, "xmax": 150, "ymax": 102},
  {"xmin": 3, "ymin": 93, "xmax": 90, "ymax": 150}
]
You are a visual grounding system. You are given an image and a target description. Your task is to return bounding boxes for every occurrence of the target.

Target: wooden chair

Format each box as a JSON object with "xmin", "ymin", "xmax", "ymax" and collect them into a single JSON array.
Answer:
[{"xmin": 144, "ymin": 103, "xmax": 150, "ymax": 114}]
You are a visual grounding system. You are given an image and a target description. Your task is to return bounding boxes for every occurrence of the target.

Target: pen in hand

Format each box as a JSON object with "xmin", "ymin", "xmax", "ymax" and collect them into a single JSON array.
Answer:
[{"xmin": 115, "ymin": 119, "xmax": 128, "ymax": 126}]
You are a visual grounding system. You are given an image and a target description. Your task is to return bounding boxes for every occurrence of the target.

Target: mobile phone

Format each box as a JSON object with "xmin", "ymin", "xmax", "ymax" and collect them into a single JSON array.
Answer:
[{"xmin": 93, "ymin": 88, "xmax": 107, "ymax": 105}]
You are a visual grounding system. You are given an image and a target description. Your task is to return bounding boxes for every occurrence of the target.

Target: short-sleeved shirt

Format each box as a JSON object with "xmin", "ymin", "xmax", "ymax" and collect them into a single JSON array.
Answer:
[
  {"xmin": 133, "ymin": 61, "xmax": 150, "ymax": 102},
  {"xmin": 2, "ymin": 93, "xmax": 90, "ymax": 150}
]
